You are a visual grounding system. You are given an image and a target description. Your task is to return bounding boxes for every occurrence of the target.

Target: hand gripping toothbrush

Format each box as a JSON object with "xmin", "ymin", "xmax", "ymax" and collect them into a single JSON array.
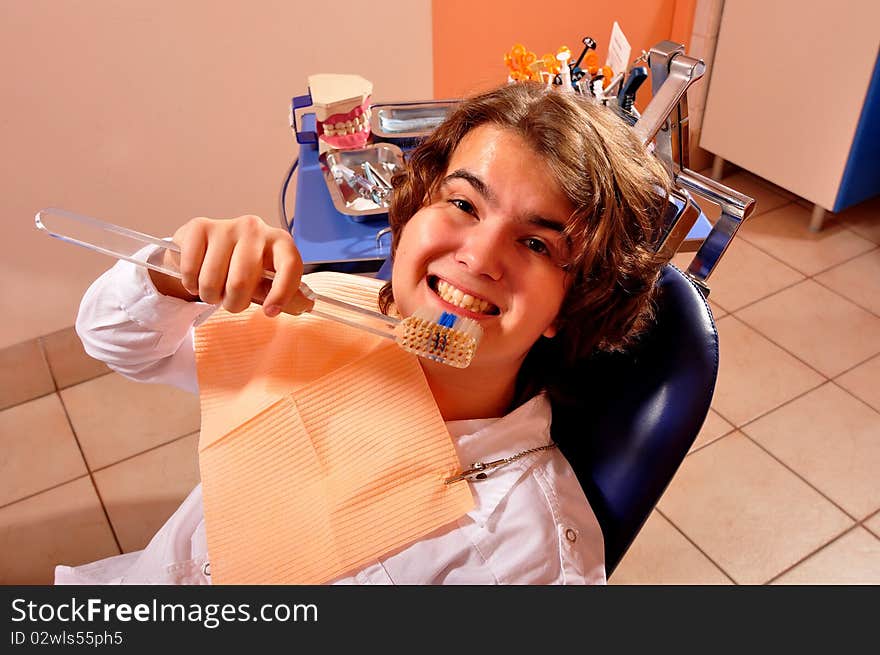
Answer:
[{"xmin": 34, "ymin": 207, "xmax": 483, "ymax": 368}]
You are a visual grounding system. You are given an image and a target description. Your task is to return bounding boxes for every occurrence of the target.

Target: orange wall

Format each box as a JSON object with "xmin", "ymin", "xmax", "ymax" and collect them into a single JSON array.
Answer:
[{"xmin": 432, "ymin": 0, "xmax": 696, "ymax": 106}]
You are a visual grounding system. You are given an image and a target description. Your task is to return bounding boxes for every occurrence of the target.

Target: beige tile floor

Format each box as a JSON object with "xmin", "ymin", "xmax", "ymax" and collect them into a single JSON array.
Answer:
[{"xmin": 1, "ymin": 172, "xmax": 879, "ymax": 585}]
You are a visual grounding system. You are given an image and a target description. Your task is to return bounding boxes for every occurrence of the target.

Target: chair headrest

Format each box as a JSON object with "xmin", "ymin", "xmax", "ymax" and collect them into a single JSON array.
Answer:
[{"xmin": 552, "ymin": 264, "xmax": 719, "ymax": 572}]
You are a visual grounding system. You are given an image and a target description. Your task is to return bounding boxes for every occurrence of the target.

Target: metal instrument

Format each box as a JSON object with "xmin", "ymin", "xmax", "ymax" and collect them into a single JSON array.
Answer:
[{"xmin": 635, "ymin": 41, "xmax": 756, "ymax": 293}]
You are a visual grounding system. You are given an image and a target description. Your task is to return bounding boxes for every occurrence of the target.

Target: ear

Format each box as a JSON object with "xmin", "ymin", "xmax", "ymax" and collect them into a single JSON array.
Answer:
[{"xmin": 542, "ymin": 322, "xmax": 558, "ymax": 339}]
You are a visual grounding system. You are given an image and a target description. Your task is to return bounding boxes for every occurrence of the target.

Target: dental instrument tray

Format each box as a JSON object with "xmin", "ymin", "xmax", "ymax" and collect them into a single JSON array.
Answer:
[
  {"xmin": 369, "ymin": 101, "xmax": 457, "ymax": 141},
  {"xmin": 318, "ymin": 143, "xmax": 405, "ymax": 220}
]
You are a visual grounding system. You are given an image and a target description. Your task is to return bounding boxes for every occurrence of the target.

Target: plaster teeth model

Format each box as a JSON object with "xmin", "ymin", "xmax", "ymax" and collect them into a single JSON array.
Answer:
[{"xmin": 309, "ymin": 73, "xmax": 373, "ymax": 152}]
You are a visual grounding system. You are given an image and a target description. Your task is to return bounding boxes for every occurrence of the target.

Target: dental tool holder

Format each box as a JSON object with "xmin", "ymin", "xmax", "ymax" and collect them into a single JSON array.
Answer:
[
  {"xmin": 317, "ymin": 143, "xmax": 404, "ymax": 219},
  {"xmin": 634, "ymin": 41, "xmax": 756, "ymax": 294}
]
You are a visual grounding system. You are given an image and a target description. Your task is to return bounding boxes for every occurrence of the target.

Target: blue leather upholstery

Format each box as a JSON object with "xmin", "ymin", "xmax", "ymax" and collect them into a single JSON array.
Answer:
[
  {"xmin": 551, "ymin": 264, "xmax": 718, "ymax": 574},
  {"xmin": 376, "ymin": 258, "xmax": 392, "ymax": 281}
]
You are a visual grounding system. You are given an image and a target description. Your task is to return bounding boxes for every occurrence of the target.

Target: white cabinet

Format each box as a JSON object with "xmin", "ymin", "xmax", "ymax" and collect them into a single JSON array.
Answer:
[{"xmin": 700, "ymin": 0, "xmax": 880, "ymax": 230}]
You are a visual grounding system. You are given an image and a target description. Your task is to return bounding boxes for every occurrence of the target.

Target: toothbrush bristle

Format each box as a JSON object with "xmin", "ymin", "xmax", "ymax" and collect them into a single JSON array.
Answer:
[{"xmin": 396, "ymin": 308, "xmax": 483, "ymax": 368}]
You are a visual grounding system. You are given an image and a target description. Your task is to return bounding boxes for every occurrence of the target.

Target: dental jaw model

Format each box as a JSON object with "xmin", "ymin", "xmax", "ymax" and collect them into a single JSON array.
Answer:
[{"xmin": 309, "ymin": 73, "xmax": 373, "ymax": 153}]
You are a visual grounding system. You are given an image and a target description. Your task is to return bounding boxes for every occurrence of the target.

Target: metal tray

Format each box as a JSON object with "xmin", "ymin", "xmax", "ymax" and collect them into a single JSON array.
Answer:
[
  {"xmin": 369, "ymin": 101, "xmax": 457, "ymax": 140},
  {"xmin": 318, "ymin": 143, "xmax": 405, "ymax": 220}
]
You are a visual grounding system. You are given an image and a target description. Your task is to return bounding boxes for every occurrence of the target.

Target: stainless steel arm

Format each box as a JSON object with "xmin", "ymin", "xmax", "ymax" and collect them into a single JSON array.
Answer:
[
  {"xmin": 677, "ymin": 169, "xmax": 755, "ymax": 291},
  {"xmin": 633, "ymin": 41, "xmax": 705, "ymax": 169},
  {"xmin": 635, "ymin": 41, "xmax": 756, "ymax": 293}
]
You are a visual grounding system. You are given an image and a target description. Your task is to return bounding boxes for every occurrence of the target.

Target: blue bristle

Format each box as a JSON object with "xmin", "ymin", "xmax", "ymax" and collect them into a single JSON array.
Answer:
[{"xmin": 439, "ymin": 312, "xmax": 457, "ymax": 328}]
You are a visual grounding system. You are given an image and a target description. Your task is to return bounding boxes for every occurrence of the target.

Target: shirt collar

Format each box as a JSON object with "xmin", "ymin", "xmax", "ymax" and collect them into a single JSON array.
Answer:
[{"xmin": 445, "ymin": 394, "xmax": 554, "ymax": 528}]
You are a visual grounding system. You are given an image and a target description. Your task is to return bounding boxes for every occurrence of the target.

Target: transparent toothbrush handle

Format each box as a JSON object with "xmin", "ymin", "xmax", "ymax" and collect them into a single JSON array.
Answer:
[
  {"xmin": 35, "ymin": 206, "xmax": 286, "ymax": 286},
  {"xmin": 35, "ymin": 207, "xmax": 186, "ymax": 280},
  {"xmin": 34, "ymin": 207, "xmax": 399, "ymax": 335}
]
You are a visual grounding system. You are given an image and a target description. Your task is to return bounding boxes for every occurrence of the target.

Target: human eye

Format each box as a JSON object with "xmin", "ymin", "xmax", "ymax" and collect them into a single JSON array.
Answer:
[
  {"xmin": 447, "ymin": 197, "xmax": 476, "ymax": 215},
  {"xmin": 521, "ymin": 236, "xmax": 550, "ymax": 256},
  {"xmin": 521, "ymin": 235, "xmax": 573, "ymax": 270}
]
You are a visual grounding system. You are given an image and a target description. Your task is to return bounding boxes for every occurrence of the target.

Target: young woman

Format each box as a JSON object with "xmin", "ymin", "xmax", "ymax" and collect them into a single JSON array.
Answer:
[{"xmin": 57, "ymin": 82, "xmax": 670, "ymax": 585}]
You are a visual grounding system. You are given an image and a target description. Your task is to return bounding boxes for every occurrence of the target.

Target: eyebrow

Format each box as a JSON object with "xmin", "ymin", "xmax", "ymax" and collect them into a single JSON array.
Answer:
[
  {"xmin": 442, "ymin": 170, "xmax": 496, "ymax": 204},
  {"xmin": 441, "ymin": 169, "xmax": 568, "ymax": 233}
]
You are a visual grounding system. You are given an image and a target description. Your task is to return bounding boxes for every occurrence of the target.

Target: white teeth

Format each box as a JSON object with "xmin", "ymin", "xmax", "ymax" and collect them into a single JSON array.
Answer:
[
  {"xmin": 435, "ymin": 279, "xmax": 495, "ymax": 314},
  {"xmin": 322, "ymin": 112, "xmax": 368, "ymax": 137}
]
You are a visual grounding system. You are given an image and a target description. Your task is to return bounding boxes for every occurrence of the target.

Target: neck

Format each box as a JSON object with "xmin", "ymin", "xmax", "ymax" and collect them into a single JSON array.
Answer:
[{"xmin": 420, "ymin": 358, "xmax": 521, "ymax": 421}]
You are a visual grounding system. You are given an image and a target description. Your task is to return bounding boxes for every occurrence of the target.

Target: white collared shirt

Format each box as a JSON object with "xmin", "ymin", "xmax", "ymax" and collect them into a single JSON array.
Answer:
[{"xmin": 55, "ymin": 260, "xmax": 606, "ymax": 585}]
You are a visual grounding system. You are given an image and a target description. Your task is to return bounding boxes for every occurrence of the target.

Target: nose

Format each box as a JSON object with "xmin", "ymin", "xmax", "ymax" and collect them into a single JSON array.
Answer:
[{"xmin": 454, "ymin": 220, "xmax": 505, "ymax": 280}]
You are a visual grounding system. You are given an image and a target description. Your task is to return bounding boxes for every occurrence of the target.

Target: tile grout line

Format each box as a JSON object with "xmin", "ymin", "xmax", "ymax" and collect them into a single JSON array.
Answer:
[
  {"xmin": 735, "ymin": 223, "xmax": 878, "ymax": 282},
  {"xmin": 706, "ymin": 209, "xmax": 878, "ymax": 314},
  {"xmin": 712, "ymin": 275, "xmax": 807, "ymax": 317},
  {"xmin": 44, "ymin": 342, "xmax": 124, "ymax": 554},
  {"xmin": 0, "ymin": 474, "xmax": 91, "ymax": 513},
  {"xmin": 685, "ymin": 426, "xmax": 738, "ymax": 456},
  {"xmin": 739, "ymin": 430, "xmax": 863, "ymax": 523},
  {"xmin": 0, "ymin": 389, "xmax": 58, "ymax": 414},
  {"xmin": 829, "ymin": 349, "xmax": 880, "ymax": 379},
  {"xmin": 664, "ymin": 431, "xmax": 874, "ymax": 585},
  {"xmin": 718, "ymin": 246, "xmax": 880, "ymax": 320},
  {"xmin": 653, "ymin": 507, "xmax": 738, "ymax": 585},
  {"xmin": 722, "ymin": 313, "xmax": 871, "ymax": 388},
  {"xmin": 826, "ymin": 375, "xmax": 880, "ymax": 418},
  {"xmin": 712, "ymin": 304, "xmax": 880, "ymax": 426},
  {"xmin": 706, "ymin": 363, "xmax": 829, "ymax": 431},
  {"xmin": 36, "ymin": 336, "xmax": 60, "ymax": 393},
  {"xmin": 713, "ymin": 338, "xmax": 880, "ymax": 430},
  {"xmin": 677, "ymin": 283, "xmax": 880, "ymax": 581},
  {"xmin": 712, "ymin": 364, "xmax": 880, "ymax": 436},
  {"xmin": 0, "ymin": 334, "xmax": 59, "ymax": 413},
  {"xmin": 811, "ymin": 273, "xmax": 880, "ymax": 321},
  {"xmin": 762, "ymin": 523, "xmax": 864, "ymax": 585},
  {"xmin": 14, "ymin": 329, "xmax": 200, "ymax": 560},
  {"xmin": 0, "ymin": 370, "xmax": 111, "ymax": 414},
  {"xmin": 707, "ymin": 380, "xmax": 880, "ymax": 524},
  {"xmin": 90, "ymin": 429, "xmax": 201, "ymax": 474},
  {"xmin": 0, "ymin": 429, "xmax": 200, "ymax": 513}
]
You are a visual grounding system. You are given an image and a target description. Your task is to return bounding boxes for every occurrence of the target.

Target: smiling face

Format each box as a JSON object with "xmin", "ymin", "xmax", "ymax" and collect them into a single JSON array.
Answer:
[{"xmin": 391, "ymin": 124, "xmax": 574, "ymax": 373}]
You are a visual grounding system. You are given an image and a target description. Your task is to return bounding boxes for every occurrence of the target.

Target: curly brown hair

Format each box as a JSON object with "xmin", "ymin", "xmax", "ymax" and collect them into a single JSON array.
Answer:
[{"xmin": 378, "ymin": 82, "xmax": 671, "ymax": 406}]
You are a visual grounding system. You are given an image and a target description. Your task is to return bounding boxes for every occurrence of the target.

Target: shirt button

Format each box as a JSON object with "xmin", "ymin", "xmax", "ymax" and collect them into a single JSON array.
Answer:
[
  {"xmin": 202, "ymin": 561, "xmax": 211, "ymax": 576},
  {"xmin": 564, "ymin": 528, "xmax": 578, "ymax": 543}
]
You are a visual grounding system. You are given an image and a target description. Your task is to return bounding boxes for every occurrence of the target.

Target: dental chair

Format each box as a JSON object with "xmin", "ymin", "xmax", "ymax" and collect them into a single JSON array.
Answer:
[
  {"xmin": 552, "ymin": 42, "xmax": 755, "ymax": 574},
  {"xmin": 551, "ymin": 263, "xmax": 717, "ymax": 574},
  {"xmin": 287, "ymin": 41, "xmax": 756, "ymax": 576}
]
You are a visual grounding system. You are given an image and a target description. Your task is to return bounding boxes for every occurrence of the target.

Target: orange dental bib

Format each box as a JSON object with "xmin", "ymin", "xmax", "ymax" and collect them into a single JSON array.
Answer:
[{"xmin": 193, "ymin": 273, "xmax": 474, "ymax": 584}]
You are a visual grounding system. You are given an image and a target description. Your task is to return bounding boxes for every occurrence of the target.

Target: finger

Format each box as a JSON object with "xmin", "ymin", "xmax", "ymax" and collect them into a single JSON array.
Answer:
[
  {"xmin": 278, "ymin": 289, "xmax": 315, "ymax": 316},
  {"xmin": 176, "ymin": 220, "xmax": 208, "ymax": 296},
  {"xmin": 223, "ymin": 232, "xmax": 266, "ymax": 313},
  {"xmin": 161, "ymin": 246, "xmax": 183, "ymax": 280},
  {"xmin": 262, "ymin": 238, "xmax": 312, "ymax": 316},
  {"xmin": 197, "ymin": 230, "xmax": 235, "ymax": 305}
]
